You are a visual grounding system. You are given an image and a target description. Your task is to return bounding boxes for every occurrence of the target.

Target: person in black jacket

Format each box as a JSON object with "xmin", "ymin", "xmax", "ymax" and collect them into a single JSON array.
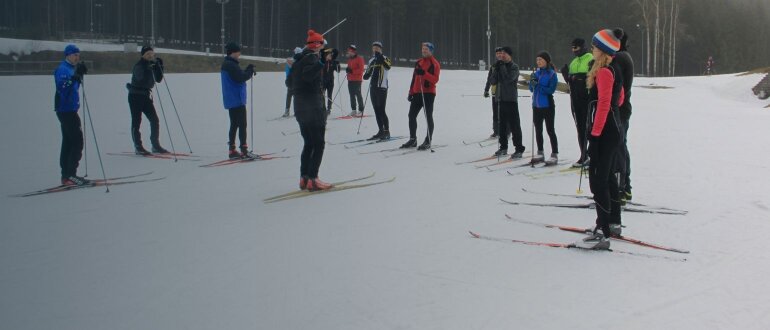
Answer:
[
  {"xmin": 611, "ymin": 28, "xmax": 635, "ymax": 203},
  {"xmin": 363, "ymin": 41, "xmax": 392, "ymax": 141},
  {"xmin": 126, "ymin": 46, "xmax": 168, "ymax": 155},
  {"xmin": 288, "ymin": 30, "xmax": 332, "ymax": 191},
  {"xmin": 321, "ymin": 47, "xmax": 340, "ymax": 114},
  {"xmin": 484, "ymin": 47, "xmax": 508, "ymax": 138},
  {"xmin": 488, "ymin": 46, "xmax": 525, "ymax": 158}
]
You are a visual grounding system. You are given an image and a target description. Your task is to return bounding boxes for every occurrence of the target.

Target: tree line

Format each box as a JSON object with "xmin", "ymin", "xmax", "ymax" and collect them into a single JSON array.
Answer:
[{"xmin": 2, "ymin": 0, "xmax": 768, "ymax": 76}]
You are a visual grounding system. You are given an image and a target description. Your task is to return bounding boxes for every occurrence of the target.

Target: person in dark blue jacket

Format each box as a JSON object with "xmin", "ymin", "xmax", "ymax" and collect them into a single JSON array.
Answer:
[
  {"xmin": 220, "ymin": 42, "xmax": 256, "ymax": 159},
  {"xmin": 528, "ymin": 51, "xmax": 559, "ymax": 165},
  {"xmin": 126, "ymin": 45, "xmax": 167, "ymax": 155},
  {"xmin": 54, "ymin": 44, "xmax": 89, "ymax": 186}
]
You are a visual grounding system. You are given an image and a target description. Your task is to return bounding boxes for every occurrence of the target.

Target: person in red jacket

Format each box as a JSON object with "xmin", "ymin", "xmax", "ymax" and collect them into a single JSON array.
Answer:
[
  {"xmin": 400, "ymin": 42, "xmax": 440, "ymax": 151},
  {"xmin": 345, "ymin": 45, "xmax": 366, "ymax": 116},
  {"xmin": 577, "ymin": 29, "xmax": 626, "ymax": 250}
]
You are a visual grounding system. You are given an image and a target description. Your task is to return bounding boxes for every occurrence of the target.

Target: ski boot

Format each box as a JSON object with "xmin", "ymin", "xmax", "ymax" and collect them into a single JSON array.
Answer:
[
  {"xmin": 299, "ymin": 176, "xmax": 309, "ymax": 190},
  {"xmin": 282, "ymin": 109, "xmax": 290, "ymax": 117},
  {"xmin": 135, "ymin": 146, "xmax": 151, "ymax": 156},
  {"xmin": 378, "ymin": 130, "xmax": 391, "ymax": 141},
  {"xmin": 417, "ymin": 138, "xmax": 431, "ymax": 151},
  {"xmin": 400, "ymin": 138, "xmax": 417, "ymax": 149},
  {"xmin": 574, "ymin": 230, "xmax": 610, "ymax": 250},
  {"xmin": 531, "ymin": 150, "xmax": 545, "ymax": 165},
  {"xmin": 609, "ymin": 224, "xmax": 623, "ymax": 237},
  {"xmin": 62, "ymin": 175, "xmax": 91, "ymax": 186},
  {"xmin": 545, "ymin": 153, "xmax": 558, "ymax": 166},
  {"xmin": 240, "ymin": 145, "xmax": 261, "ymax": 160},
  {"xmin": 348, "ymin": 110, "xmax": 358, "ymax": 116},
  {"xmin": 493, "ymin": 148, "xmax": 508, "ymax": 157},
  {"xmin": 152, "ymin": 145, "xmax": 170, "ymax": 154},
  {"xmin": 307, "ymin": 178, "xmax": 333, "ymax": 191},
  {"xmin": 367, "ymin": 131, "xmax": 383, "ymax": 141}
]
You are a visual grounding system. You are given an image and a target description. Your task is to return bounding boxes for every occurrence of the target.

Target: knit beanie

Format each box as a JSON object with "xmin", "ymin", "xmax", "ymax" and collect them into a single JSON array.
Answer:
[
  {"xmin": 306, "ymin": 30, "xmax": 324, "ymax": 48},
  {"xmin": 536, "ymin": 51, "xmax": 552, "ymax": 63},
  {"xmin": 140, "ymin": 45, "xmax": 154, "ymax": 56},
  {"xmin": 592, "ymin": 29, "xmax": 621, "ymax": 56},
  {"xmin": 225, "ymin": 42, "xmax": 241, "ymax": 55},
  {"xmin": 64, "ymin": 44, "xmax": 80, "ymax": 56}
]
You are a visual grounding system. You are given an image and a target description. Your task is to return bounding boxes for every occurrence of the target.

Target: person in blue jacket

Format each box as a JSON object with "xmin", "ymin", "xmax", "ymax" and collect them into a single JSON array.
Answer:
[
  {"xmin": 54, "ymin": 44, "xmax": 90, "ymax": 186},
  {"xmin": 283, "ymin": 56, "xmax": 295, "ymax": 117},
  {"xmin": 528, "ymin": 51, "xmax": 559, "ymax": 165},
  {"xmin": 220, "ymin": 42, "xmax": 256, "ymax": 159}
]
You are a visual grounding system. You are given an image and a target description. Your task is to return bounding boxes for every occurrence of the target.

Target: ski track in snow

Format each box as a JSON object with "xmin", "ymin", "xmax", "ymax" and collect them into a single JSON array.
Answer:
[{"xmin": 1, "ymin": 53, "xmax": 770, "ymax": 329}]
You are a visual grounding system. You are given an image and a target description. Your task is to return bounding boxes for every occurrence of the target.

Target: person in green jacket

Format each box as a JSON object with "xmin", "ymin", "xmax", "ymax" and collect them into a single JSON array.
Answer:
[{"xmin": 561, "ymin": 38, "xmax": 593, "ymax": 167}]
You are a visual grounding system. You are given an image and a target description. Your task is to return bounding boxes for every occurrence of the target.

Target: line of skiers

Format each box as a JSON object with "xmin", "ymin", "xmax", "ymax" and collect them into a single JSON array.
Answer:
[
  {"xmin": 50, "ymin": 28, "xmax": 632, "ymax": 240},
  {"xmin": 480, "ymin": 28, "xmax": 634, "ymax": 249}
]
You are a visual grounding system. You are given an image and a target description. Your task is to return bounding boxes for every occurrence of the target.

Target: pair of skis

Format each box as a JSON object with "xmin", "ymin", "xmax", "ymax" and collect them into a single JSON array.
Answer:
[
  {"xmin": 11, "ymin": 172, "xmax": 165, "ymax": 197},
  {"xmin": 343, "ymin": 136, "xmax": 407, "ymax": 149},
  {"xmin": 263, "ymin": 172, "xmax": 395, "ymax": 203},
  {"xmin": 107, "ymin": 151, "xmax": 200, "ymax": 161},
  {"xmin": 330, "ymin": 114, "xmax": 372, "ymax": 120},
  {"xmin": 199, "ymin": 149, "xmax": 289, "ymax": 168},
  {"xmin": 519, "ymin": 188, "xmax": 684, "ymax": 211},
  {"xmin": 499, "ymin": 197, "xmax": 687, "ymax": 215}
]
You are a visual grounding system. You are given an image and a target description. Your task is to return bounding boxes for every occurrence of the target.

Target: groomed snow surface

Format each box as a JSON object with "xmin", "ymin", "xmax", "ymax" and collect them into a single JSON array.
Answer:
[{"xmin": 1, "ymin": 65, "xmax": 769, "ymax": 329}]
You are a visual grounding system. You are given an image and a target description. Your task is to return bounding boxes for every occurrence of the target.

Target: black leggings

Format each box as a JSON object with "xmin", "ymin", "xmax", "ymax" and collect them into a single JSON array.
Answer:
[
  {"xmin": 228, "ymin": 106, "xmax": 247, "ymax": 148},
  {"xmin": 324, "ymin": 84, "xmax": 334, "ymax": 111},
  {"xmin": 348, "ymin": 81, "xmax": 364, "ymax": 111},
  {"xmin": 408, "ymin": 93, "xmax": 435, "ymax": 140},
  {"xmin": 570, "ymin": 84, "xmax": 590, "ymax": 161},
  {"xmin": 299, "ymin": 121, "xmax": 326, "ymax": 178},
  {"xmin": 533, "ymin": 106, "xmax": 558, "ymax": 154},
  {"xmin": 619, "ymin": 103, "xmax": 632, "ymax": 193},
  {"xmin": 285, "ymin": 88, "xmax": 293, "ymax": 110},
  {"xmin": 56, "ymin": 112, "xmax": 84, "ymax": 178},
  {"xmin": 128, "ymin": 93, "xmax": 161, "ymax": 149},
  {"xmin": 371, "ymin": 87, "xmax": 389, "ymax": 131},
  {"xmin": 498, "ymin": 101, "xmax": 524, "ymax": 152},
  {"xmin": 589, "ymin": 112, "xmax": 623, "ymax": 237}
]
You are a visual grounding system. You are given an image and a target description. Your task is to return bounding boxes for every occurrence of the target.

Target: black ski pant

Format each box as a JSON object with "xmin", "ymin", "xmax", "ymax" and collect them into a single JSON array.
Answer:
[
  {"xmin": 533, "ymin": 106, "xmax": 558, "ymax": 154},
  {"xmin": 619, "ymin": 103, "xmax": 632, "ymax": 194},
  {"xmin": 498, "ymin": 101, "xmax": 525, "ymax": 152},
  {"xmin": 56, "ymin": 112, "xmax": 84, "ymax": 178},
  {"xmin": 570, "ymin": 83, "xmax": 590, "ymax": 161},
  {"xmin": 128, "ymin": 93, "xmax": 161, "ymax": 149},
  {"xmin": 348, "ymin": 81, "xmax": 364, "ymax": 111},
  {"xmin": 228, "ymin": 106, "xmax": 247, "ymax": 148},
  {"xmin": 298, "ymin": 120, "xmax": 326, "ymax": 178},
  {"xmin": 370, "ymin": 87, "xmax": 389, "ymax": 132},
  {"xmin": 588, "ymin": 114, "xmax": 623, "ymax": 237},
  {"xmin": 285, "ymin": 88, "xmax": 294, "ymax": 111},
  {"xmin": 324, "ymin": 84, "xmax": 334, "ymax": 111},
  {"xmin": 408, "ymin": 93, "xmax": 435, "ymax": 141},
  {"xmin": 492, "ymin": 98, "xmax": 511, "ymax": 136}
]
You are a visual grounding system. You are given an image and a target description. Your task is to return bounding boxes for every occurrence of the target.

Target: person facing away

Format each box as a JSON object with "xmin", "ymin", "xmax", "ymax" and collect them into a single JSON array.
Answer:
[
  {"xmin": 528, "ymin": 51, "xmax": 559, "ymax": 165},
  {"xmin": 345, "ymin": 44, "xmax": 366, "ymax": 116},
  {"xmin": 126, "ymin": 45, "xmax": 168, "ymax": 155},
  {"xmin": 290, "ymin": 29, "xmax": 333, "ymax": 191},
  {"xmin": 54, "ymin": 44, "xmax": 90, "ymax": 186},
  {"xmin": 220, "ymin": 42, "xmax": 256, "ymax": 159},
  {"xmin": 400, "ymin": 42, "xmax": 440, "ymax": 151},
  {"xmin": 363, "ymin": 41, "xmax": 392, "ymax": 141}
]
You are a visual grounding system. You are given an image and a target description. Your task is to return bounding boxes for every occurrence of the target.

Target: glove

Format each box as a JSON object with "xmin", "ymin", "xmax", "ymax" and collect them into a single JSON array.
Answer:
[
  {"xmin": 76, "ymin": 62, "xmax": 88, "ymax": 76},
  {"xmin": 484, "ymin": 91, "xmax": 490, "ymax": 98},
  {"xmin": 407, "ymin": 95, "xmax": 414, "ymax": 102},
  {"xmin": 587, "ymin": 135, "xmax": 599, "ymax": 157},
  {"xmin": 494, "ymin": 60, "xmax": 504, "ymax": 68},
  {"xmin": 71, "ymin": 73, "xmax": 83, "ymax": 83},
  {"xmin": 375, "ymin": 52, "xmax": 384, "ymax": 63},
  {"xmin": 345, "ymin": 67, "xmax": 352, "ymax": 73},
  {"xmin": 246, "ymin": 64, "xmax": 255, "ymax": 71},
  {"xmin": 415, "ymin": 68, "xmax": 425, "ymax": 75},
  {"xmin": 155, "ymin": 57, "xmax": 164, "ymax": 67}
]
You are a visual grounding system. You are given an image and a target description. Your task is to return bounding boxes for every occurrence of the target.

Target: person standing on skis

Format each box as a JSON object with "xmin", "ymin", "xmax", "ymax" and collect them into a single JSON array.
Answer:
[
  {"xmin": 126, "ymin": 45, "xmax": 168, "ymax": 155},
  {"xmin": 528, "ymin": 51, "xmax": 559, "ymax": 165},
  {"xmin": 489, "ymin": 46, "xmax": 525, "ymax": 159},
  {"xmin": 577, "ymin": 29, "xmax": 626, "ymax": 250},
  {"xmin": 220, "ymin": 42, "xmax": 257, "ymax": 159},
  {"xmin": 363, "ymin": 41, "xmax": 392, "ymax": 141},
  {"xmin": 289, "ymin": 30, "xmax": 332, "ymax": 191},
  {"xmin": 321, "ymin": 47, "xmax": 340, "ymax": 114},
  {"xmin": 400, "ymin": 42, "xmax": 440, "ymax": 151},
  {"xmin": 54, "ymin": 44, "xmax": 90, "ymax": 186},
  {"xmin": 562, "ymin": 38, "xmax": 593, "ymax": 168},
  {"xmin": 345, "ymin": 45, "xmax": 366, "ymax": 117}
]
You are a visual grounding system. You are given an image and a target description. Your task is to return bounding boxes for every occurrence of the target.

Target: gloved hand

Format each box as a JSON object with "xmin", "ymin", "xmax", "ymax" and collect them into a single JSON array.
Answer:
[
  {"xmin": 530, "ymin": 74, "xmax": 538, "ymax": 85},
  {"xmin": 407, "ymin": 95, "xmax": 414, "ymax": 102},
  {"xmin": 71, "ymin": 73, "xmax": 83, "ymax": 83},
  {"xmin": 587, "ymin": 135, "xmax": 599, "ymax": 157},
  {"xmin": 484, "ymin": 91, "xmax": 490, "ymax": 98},
  {"xmin": 246, "ymin": 64, "xmax": 256, "ymax": 76},
  {"xmin": 155, "ymin": 57, "xmax": 164, "ymax": 67},
  {"xmin": 76, "ymin": 62, "xmax": 88, "ymax": 76},
  {"xmin": 345, "ymin": 67, "xmax": 352, "ymax": 73},
  {"xmin": 494, "ymin": 60, "xmax": 504, "ymax": 68},
  {"xmin": 415, "ymin": 68, "xmax": 425, "ymax": 75},
  {"xmin": 375, "ymin": 52, "xmax": 384, "ymax": 63}
]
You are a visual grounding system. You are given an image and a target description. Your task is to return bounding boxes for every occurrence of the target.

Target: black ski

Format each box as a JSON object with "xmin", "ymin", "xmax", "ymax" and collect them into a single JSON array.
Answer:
[{"xmin": 498, "ymin": 198, "xmax": 688, "ymax": 215}]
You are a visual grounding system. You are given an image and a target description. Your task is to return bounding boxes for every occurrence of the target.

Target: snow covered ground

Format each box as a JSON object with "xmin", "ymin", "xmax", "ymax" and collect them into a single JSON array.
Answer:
[{"xmin": 1, "ymin": 64, "xmax": 769, "ymax": 329}]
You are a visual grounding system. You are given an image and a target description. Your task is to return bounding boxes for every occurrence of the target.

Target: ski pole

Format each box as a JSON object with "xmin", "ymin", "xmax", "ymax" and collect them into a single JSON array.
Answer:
[
  {"xmin": 419, "ymin": 81, "xmax": 434, "ymax": 153},
  {"xmin": 496, "ymin": 96, "xmax": 501, "ymax": 161},
  {"xmin": 321, "ymin": 18, "xmax": 347, "ymax": 36},
  {"xmin": 250, "ymin": 75, "xmax": 254, "ymax": 152},
  {"xmin": 356, "ymin": 81, "xmax": 371, "ymax": 135},
  {"xmin": 578, "ymin": 101, "xmax": 596, "ymax": 194},
  {"xmin": 331, "ymin": 75, "xmax": 347, "ymax": 114},
  {"xmin": 530, "ymin": 110, "xmax": 535, "ymax": 168},
  {"xmin": 80, "ymin": 80, "xmax": 109, "ymax": 192},
  {"xmin": 153, "ymin": 85, "xmax": 178, "ymax": 162},
  {"xmin": 159, "ymin": 65, "xmax": 193, "ymax": 153},
  {"xmin": 82, "ymin": 87, "xmax": 88, "ymax": 177}
]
